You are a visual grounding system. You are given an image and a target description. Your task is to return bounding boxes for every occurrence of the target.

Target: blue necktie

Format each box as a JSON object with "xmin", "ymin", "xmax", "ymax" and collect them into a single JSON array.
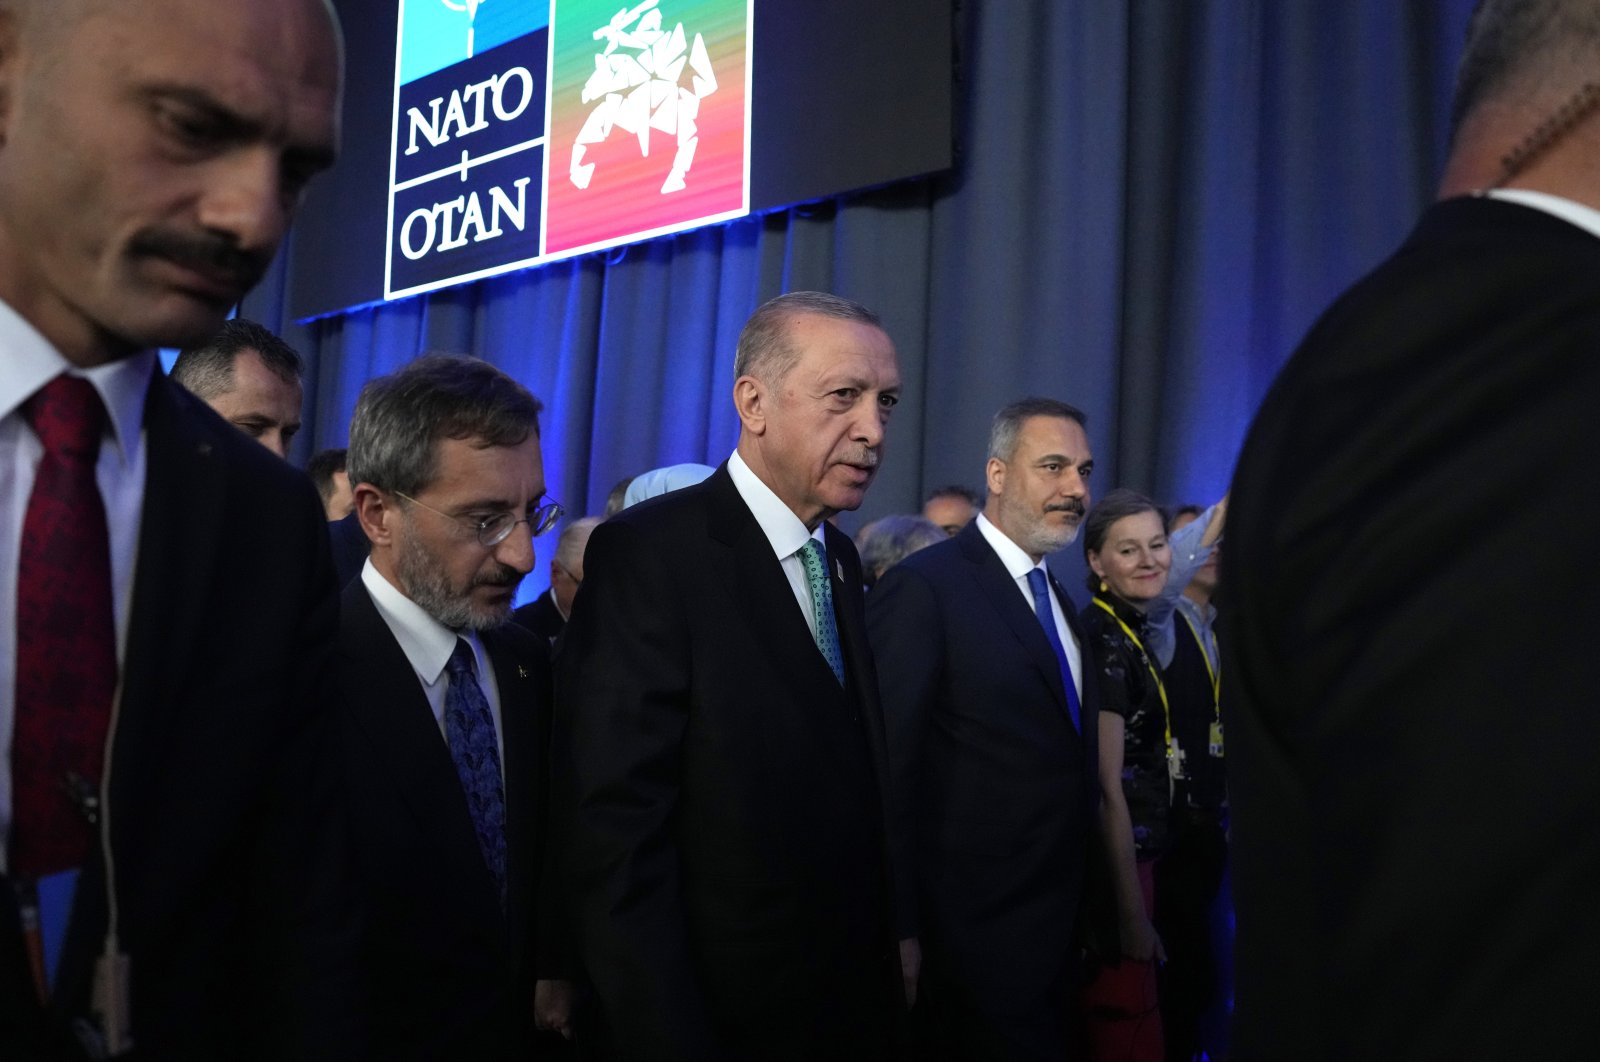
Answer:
[
  {"xmin": 1026, "ymin": 568, "xmax": 1081, "ymax": 731},
  {"xmin": 798, "ymin": 539, "xmax": 845, "ymax": 685},
  {"xmin": 444, "ymin": 639, "xmax": 508, "ymax": 907}
]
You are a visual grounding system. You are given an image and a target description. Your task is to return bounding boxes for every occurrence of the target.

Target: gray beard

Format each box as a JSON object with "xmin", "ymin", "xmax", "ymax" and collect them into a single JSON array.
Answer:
[
  {"xmin": 1018, "ymin": 517, "xmax": 1080, "ymax": 559},
  {"xmin": 394, "ymin": 525, "xmax": 516, "ymax": 631}
]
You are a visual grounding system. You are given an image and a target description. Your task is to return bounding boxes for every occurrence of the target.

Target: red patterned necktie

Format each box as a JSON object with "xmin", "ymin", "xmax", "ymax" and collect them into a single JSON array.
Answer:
[{"xmin": 12, "ymin": 375, "xmax": 116, "ymax": 878}]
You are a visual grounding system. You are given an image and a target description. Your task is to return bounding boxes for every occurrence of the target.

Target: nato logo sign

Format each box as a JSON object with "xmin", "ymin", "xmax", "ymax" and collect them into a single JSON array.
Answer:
[{"xmin": 387, "ymin": 0, "xmax": 752, "ymax": 301}]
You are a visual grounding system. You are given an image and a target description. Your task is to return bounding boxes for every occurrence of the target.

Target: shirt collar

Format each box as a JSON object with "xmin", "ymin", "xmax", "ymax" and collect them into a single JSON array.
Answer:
[
  {"xmin": 0, "ymin": 296, "xmax": 154, "ymax": 468},
  {"xmin": 975, "ymin": 511, "xmax": 1048, "ymax": 581},
  {"xmin": 727, "ymin": 449, "xmax": 824, "ymax": 561},
  {"xmin": 1484, "ymin": 189, "xmax": 1600, "ymax": 241},
  {"xmin": 1175, "ymin": 593, "xmax": 1216, "ymax": 628},
  {"xmin": 361, "ymin": 557, "xmax": 479, "ymax": 686}
]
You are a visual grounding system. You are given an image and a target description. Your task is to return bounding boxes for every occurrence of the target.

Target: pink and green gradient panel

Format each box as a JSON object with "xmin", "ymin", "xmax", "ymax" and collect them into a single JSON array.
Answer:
[{"xmin": 544, "ymin": 0, "xmax": 750, "ymax": 255}]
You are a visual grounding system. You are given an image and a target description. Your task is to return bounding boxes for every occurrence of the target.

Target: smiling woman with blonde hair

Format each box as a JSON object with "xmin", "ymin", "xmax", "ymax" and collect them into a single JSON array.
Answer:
[{"xmin": 1078, "ymin": 487, "xmax": 1175, "ymax": 1062}]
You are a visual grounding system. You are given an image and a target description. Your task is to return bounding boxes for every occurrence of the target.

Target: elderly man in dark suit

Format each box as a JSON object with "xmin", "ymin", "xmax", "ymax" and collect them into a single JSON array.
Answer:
[
  {"xmin": 1224, "ymin": 1, "xmax": 1600, "ymax": 1058},
  {"xmin": 556, "ymin": 291, "xmax": 903, "ymax": 1061},
  {"xmin": 513, "ymin": 515, "xmax": 602, "ymax": 642},
  {"xmin": 0, "ymin": 0, "xmax": 357, "ymax": 1058},
  {"xmin": 868, "ymin": 397, "xmax": 1099, "ymax": 1061},
  {"xmin": 338, "ymin": 354, "xmax": 572, "ymax": 1059}
]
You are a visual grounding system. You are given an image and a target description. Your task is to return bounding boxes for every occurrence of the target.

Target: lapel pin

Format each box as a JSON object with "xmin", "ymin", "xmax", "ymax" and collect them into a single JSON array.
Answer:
[{"xmin": 517, "ymin": 664, "xmax": 529, "ymax": 679}]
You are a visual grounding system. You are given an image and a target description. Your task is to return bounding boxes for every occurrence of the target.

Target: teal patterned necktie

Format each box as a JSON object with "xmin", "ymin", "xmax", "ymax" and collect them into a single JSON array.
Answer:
[
  {"xmin": 445, "ymin": 639, "xmax": 507, "ymax": 908},
  {"xmin": 798, "ymin": 539, "xmax": 845, "ymax": 685}
]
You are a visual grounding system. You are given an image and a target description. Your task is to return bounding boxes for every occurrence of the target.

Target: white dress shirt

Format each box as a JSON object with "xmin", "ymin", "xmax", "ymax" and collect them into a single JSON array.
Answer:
[
  {"xmin": 0, "ymin": 299, "xmax": 152, "ymax": 871},
  {"xmin": 1486, "ymin": 188, "xmax": 1600, "ymax": 240},
  {"xmin": 727, "ymin": 449, "xmax": 829, "ymax": 641},
  {"xmin": 974, "ymin": 513, "xmax": 1085, "ymax": 704},
  {"xmin": 360, "ymin": 559, "xmax": 506, "ymax": 774}
]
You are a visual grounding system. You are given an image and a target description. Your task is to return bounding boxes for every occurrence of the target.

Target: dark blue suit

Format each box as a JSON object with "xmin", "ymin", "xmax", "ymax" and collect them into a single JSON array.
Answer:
[{"xmin": 868, "ymin": 519, "xmax": 1099, "ymax": 1060}]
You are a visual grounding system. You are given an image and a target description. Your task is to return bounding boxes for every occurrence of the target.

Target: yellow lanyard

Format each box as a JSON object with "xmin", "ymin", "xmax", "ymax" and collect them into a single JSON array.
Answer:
[
  {"xmin": 1178, "ymin": 609, "xmax": 1221, "ymax": 714},
  {"xmin": 1092, "ymin": 597, "xmax": 1175, "ymax": 768}
]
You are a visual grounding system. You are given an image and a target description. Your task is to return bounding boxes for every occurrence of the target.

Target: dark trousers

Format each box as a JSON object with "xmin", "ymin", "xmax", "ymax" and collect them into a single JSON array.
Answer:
[{"xmin": 1154, "ymin": 813, "xmax": 1228, "ymax": 1062}]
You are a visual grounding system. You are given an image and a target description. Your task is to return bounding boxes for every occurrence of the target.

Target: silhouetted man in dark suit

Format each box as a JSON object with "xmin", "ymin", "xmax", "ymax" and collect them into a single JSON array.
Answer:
[
  {"xmin": 1224, "ymin": 2, "xmax": 1600, "ymax": 1058},
  {"xmin": 869, "ymin": 398, "xmax": 1098, "ymax": 1060},
  {"xmin": 556, "ymin": 292, "xmax": 904, "ymax": 1061}
]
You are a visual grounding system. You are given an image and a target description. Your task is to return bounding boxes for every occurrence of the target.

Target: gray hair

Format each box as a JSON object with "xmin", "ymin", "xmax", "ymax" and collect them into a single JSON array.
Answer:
[
  {"xmin": 347, "ymin": 353, "xmax": 543, "ymax": 496},
  {"xmin": 987, "ymin": 397, "xmax": 1088, "ymax": 463},
  {"xmin": 554, "ymin": 516, "xmax": 603, "ymax": 570},
  {"xmin": 733, "ymin": 291, "xmax": 883, "ymax": 383},
  {"xmin": 857, "ymin": 514, "xmax": 945, "ymax": 586},
  {"xmin": 1452, "ymin": 0, "xmax": 1600, "ymax": 135},
  {"xmin": 170, "ymin": 318, "xmax": 304, "ymax": 401}
]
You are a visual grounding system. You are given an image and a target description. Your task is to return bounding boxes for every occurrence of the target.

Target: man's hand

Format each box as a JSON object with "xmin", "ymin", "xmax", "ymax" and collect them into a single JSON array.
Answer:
[
  {"xmin": 898, "ymin": 936, "xmax": 922, "ymax": 1009},
  {"xmin": 534, "ymin": 979, "xmax": 576, "ymax": 1040}
]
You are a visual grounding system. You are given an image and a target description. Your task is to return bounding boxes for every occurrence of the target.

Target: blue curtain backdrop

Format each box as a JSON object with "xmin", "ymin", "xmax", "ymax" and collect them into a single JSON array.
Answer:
[{"xmin": 247, "ymin": 0, "xmax": 1479, "ymax": 600}]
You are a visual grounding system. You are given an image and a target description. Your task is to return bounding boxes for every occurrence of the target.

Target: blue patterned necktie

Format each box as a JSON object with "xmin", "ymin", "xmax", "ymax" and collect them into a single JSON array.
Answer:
[
  {"xmin": 444, "ymin": 639, "xmax": 508, "ymax": 907},
  {"xmin": 1026, "ymin": 568, "xmax": 1082, "ymax": 731},
  {"xmin": 797, "ymin": 539, "xmax": 845, "ymax": 685}
]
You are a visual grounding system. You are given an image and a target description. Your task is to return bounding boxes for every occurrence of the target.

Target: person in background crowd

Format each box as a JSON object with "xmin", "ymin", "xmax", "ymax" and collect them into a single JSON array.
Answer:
[
  {"xmin": 603, "ymin": 476, "xmax": 635, "ymax": 517},
  {"xmin": 513, "ymin": 516, "xmax": 602, "ymax": 643},
  {"xmin": 556, "ymin": 291, "xmax": 903, "ymax": 1060},
  {"xmin": 0, "ymin": 0, "xmax": 356, "ymax": 1057},
  {"xmin": 337, "ymin": 353, "xmax": 572, "ymax": 1058},
  {"xmin": 170, "ymin": 318, "xmax": 305, "ymax": 460},
  {"xmin": 1224, "ymin": 1, "xmax": 1600, "ymax": 1057},
  {"xmin": 1157, "ymin": 505, "xmax": 1229, "ymax": 1062},
  {"xmin": 621, "ymin": 463, "xmax": 716, "ymax": 509},
  {"xmin": 309, "ymin": 447, "xmax": 355, "ymax": 520},
  {"xmin": 1079, "ymin": 489, "xmax": 1176, "ymax": 1062},
  {"xmin": 855, "ymin": 513, "xmax": 945, "ymax": 588},
  {"xmin": 922, "ymin": 484, "xmax": 982, "ymax": 536},
  {"xmin": 869, "ymin": 397, "xmax": 1098, "ymax": 1061}
]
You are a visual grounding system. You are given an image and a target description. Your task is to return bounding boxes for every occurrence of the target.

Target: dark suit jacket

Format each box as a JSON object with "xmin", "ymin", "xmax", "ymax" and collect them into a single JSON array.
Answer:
[
  {"xmin": 1223, "ymin": 197, "xmax": 1600, "ymax": 1061},
  {"xmin": 329, "ymin": 509, "xmax": 371, "ymax": 587},
  {"xmin": 512, "ymin": 589, "xmax": 565, "ymax": 642},
  {"xmin": 335, "ymin": 577, "xmax": 558, "ymax": 1060},
  {"xmin": 554, "ymin": 464, "xmax": 899, "ymax": 1061},
  {"xmin": 1, "ymin": 375, "xmax": 360, "ymax": 1060},
  {"xmin": 867, "ymin": 520, "xmax": 1098, "ymax": 1054}
]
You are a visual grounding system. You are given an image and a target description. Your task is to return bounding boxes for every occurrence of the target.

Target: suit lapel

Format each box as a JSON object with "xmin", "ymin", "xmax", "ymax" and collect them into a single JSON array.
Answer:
[
  {"xmin": 112, "ymin": 378, "xmax": 227, "ymax": 839},
  {"xmin": 340, "ymin": 582, "xmax": 504, "ymax": 936},
  {"xmin": 703, "ymin": 468, "xmax": 846, "ymax": 703},
  {"xmin": 826, "ymin": 522, "xmax": 873, "ymax": 711},
  {"xmin": 958, "ymin": 523, "xmax": 1078, "ymax": 728}
]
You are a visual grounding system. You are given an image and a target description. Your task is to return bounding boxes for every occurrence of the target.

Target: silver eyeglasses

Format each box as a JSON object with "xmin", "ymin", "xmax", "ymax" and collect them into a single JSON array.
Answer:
[{"xmin": 395, "ymin": 491, "xmax": 564, "ymax": 547}]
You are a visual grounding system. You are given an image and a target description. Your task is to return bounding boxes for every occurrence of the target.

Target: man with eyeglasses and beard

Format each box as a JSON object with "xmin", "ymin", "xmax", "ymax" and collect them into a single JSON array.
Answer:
[{"xmin": 337, "ymin": 353, "xmax": 572, "ymax": 1059}]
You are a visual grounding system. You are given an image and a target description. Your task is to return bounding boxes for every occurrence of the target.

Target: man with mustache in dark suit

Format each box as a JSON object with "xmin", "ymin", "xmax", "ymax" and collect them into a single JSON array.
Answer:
[{"xmin": 0, "ymin": 0, "xmax": 357, "ymax": 1057}]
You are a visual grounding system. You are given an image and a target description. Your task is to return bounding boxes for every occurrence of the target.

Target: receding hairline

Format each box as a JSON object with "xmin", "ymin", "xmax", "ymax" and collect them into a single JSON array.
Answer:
[
  {"xmin": 733, "ymin": 292, "xmax": 886, "ymax": 383},
  {"xmin": 10, "ymin": 0, "xmax": 340, "ymax": 40}
]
